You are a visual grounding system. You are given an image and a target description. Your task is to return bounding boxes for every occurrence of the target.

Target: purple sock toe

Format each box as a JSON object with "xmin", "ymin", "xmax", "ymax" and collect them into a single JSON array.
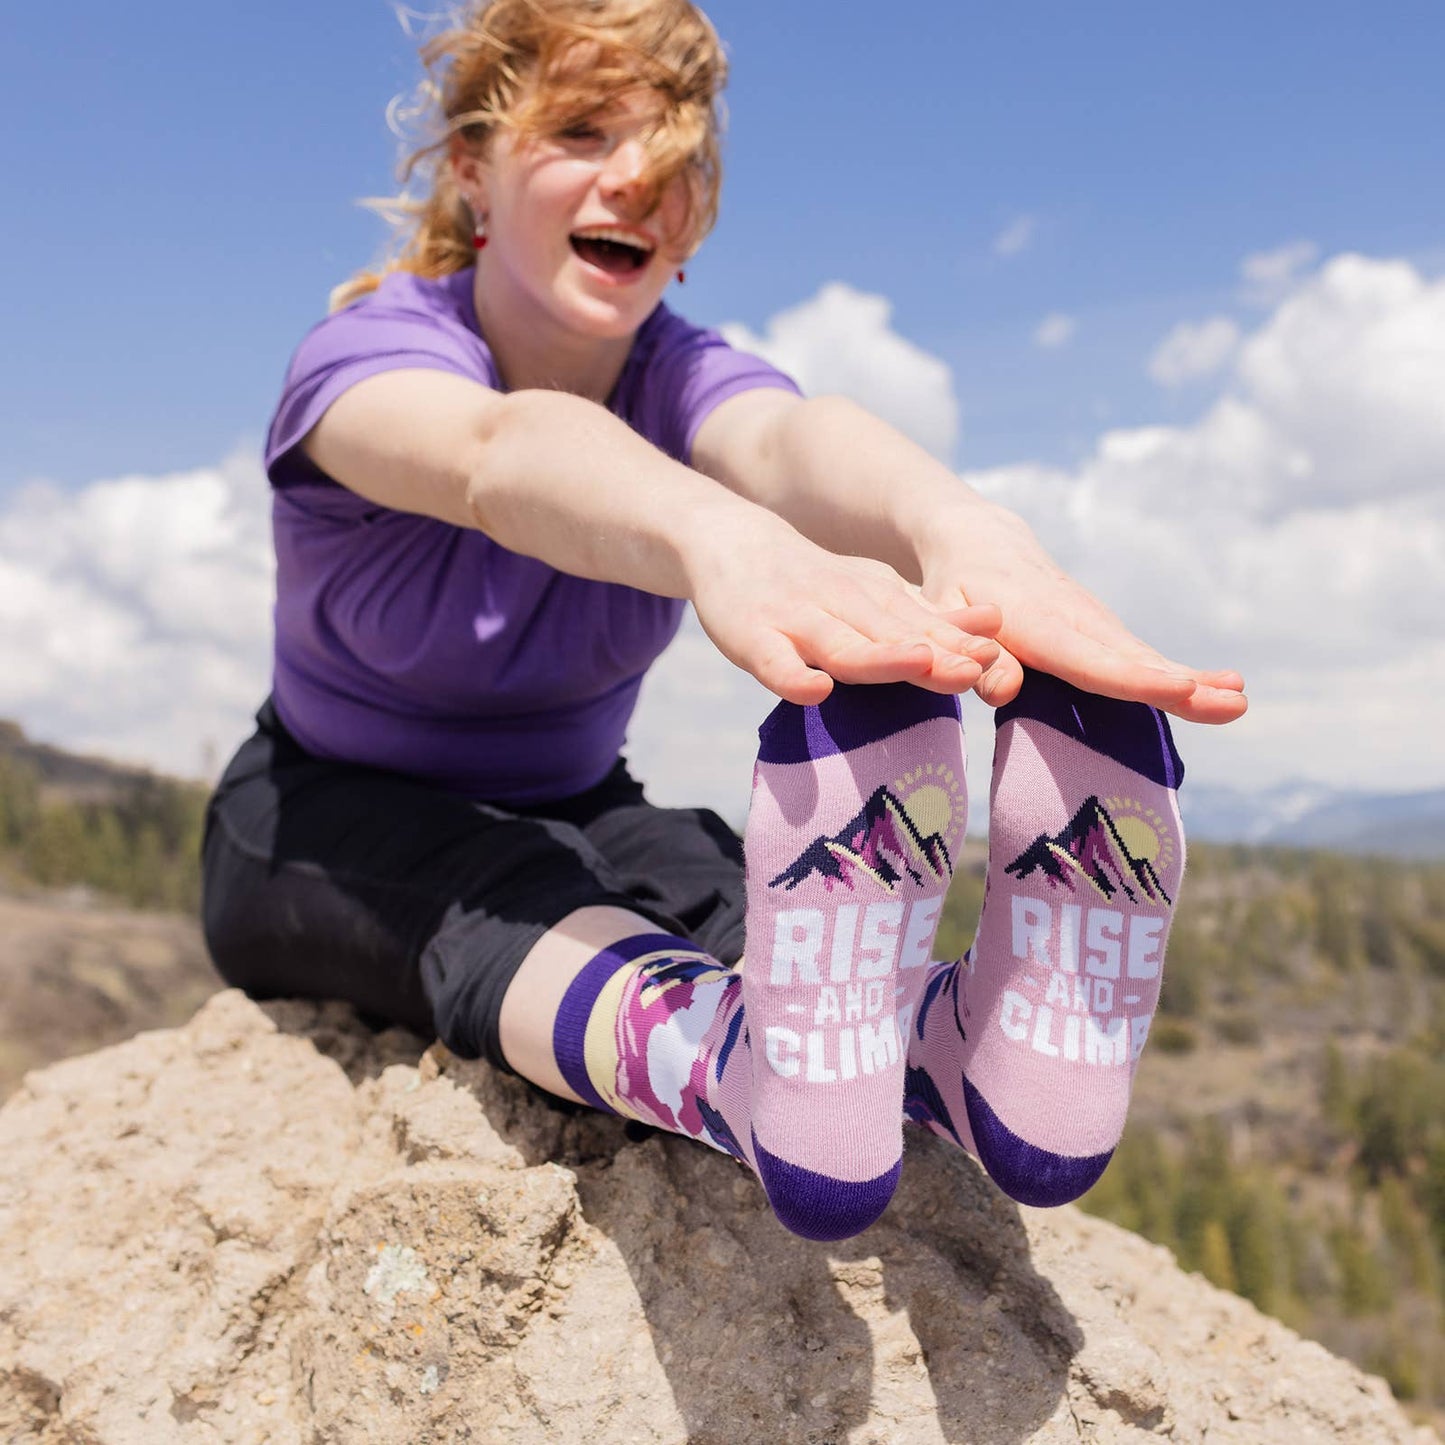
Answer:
[
  {"xmin": 963, "ymin": 1077, "xmax": 1114, "ymax": 1208},
  {"xmin": 752, "ymin": 1133, "xmax": 901, "ymax": 1240}
]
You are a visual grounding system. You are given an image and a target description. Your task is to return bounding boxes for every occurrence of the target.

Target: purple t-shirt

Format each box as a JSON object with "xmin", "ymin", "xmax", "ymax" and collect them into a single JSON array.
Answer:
[{"xmin": 264, "ymin": 267, "xmax": 799, "ymax": 804}]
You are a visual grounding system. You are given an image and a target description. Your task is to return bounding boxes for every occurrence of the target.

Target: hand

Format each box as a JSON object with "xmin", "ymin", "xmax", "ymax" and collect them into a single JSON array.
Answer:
[
  {"xmin": 687, "ymin": 514, "xmax": 1005, "ymax": 704},
  {"xmin": 919, "ymin": 500, "xmax": 1247, "ymax": 724}
]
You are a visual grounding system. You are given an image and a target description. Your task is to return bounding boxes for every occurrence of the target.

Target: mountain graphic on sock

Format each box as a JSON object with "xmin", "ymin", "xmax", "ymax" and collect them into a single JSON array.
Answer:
[
  {"xmin": 1004, "ymin": 795, "xmax": 1174, "ymax": 907},
  {"xmin": 769, "ymin": 784, "xmax": 955, "ymax": 895}
]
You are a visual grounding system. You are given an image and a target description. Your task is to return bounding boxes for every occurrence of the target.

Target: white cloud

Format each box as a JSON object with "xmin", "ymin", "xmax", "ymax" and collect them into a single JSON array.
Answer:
[
  {"xmin": 7, "ymin": 253, "xmax": 1445, "ymax": 820},
  {"xmin": 1148, "ymin": 316, "xmax": 1241, "ymax": 386},
  {"xmin": 721, "ymin": 281, "xmax": 959, "ymax": 463},
  {"xmin": 1234, "ymin": 254, "xmax": 1445, "ymax": 507},
  {"xmin": 963, "ymin": 254, "xmax": 1445, "ymax": 791},
  {"xmin": 0, "ymin": 449, "xmax": 274, "ymax": 780},
  {"xmin": 1240, "ymin": 239, "xmax": 1320, "ymax": 305},
  {"xmin": 1033, "ymin": 313, "xmax": 1077, "ymax": 349},
  {"xmin": 992, "ymin": 215, "xmax": 1035, "ymax": 258}
]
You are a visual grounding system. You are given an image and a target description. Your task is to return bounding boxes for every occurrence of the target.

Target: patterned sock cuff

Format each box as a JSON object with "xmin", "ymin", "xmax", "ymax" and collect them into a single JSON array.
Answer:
[{"xmin": 551, "ymin": 933, "xmax": 689, "ymax": 1114}]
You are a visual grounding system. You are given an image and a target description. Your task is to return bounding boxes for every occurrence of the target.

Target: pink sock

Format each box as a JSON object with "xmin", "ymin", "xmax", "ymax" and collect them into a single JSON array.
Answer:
[
  {"xmin": 742, "ymin": 682, "xmax": 966, "ymax": 1238},
  {"xmin": 903, "ymin": 959, "xmax": 979, "ymax": 1156},
  {"xmin": 909, "ymin": 670, "xmax": 1185, "ymax": 1206}
]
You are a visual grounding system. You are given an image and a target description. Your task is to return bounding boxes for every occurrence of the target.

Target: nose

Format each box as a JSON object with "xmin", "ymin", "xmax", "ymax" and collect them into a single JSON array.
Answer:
[{"xmin": 599, "ymin": 136, "xmax": 648, "ymax": 199}]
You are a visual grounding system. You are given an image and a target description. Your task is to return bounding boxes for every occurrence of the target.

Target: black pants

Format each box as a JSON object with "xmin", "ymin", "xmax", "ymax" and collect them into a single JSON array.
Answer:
[{"xmin": 201, "ymin": 700, "xmax": 747, "ymax": 1070}]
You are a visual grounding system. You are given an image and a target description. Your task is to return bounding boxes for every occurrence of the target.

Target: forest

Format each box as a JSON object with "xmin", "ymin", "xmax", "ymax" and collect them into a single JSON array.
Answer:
[{"xmin": 4, "ymin": 734, "xmax": 1445, "ymax": 1422}]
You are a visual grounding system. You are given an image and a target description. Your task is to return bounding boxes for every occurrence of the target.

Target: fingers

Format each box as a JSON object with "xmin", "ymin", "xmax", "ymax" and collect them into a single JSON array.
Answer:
[
  {"xmin": 748, "ymin": 638, "xmax": 836, "ymax": 705},
  {"xmin": 794, "ymin": 619, "xmax": 984, "ymax": 692},
  {"xmin": 774, "ymin": 572, "xmax": 1001, "ymax": 692},
  {"xmin": 1161, "ymin": 685, "xmax": 1249, "ymax": 725},
  {"xmin": 748, "ymin": 605, "xmax": 1247, "ymax": 720},
  {"xmin": 1083, "ymin": 639, "xmax": 1249, "ymax": 717},
  {"xmin": 1016, "ymin": 640, "xmax": 1201, "ymax": 716},
  {"xmin": 873, "ymin": 590, "xmax": 1001, "ymax": 670},
  {"xmin": 986, "ymin": 624, "xmax": 1251, "ymax": 724},
  {"xmin": 1192, "ymin": 668, "xmax": 1247, "ymax": 692},
  {"xmin": 972, "ymin": 646, "xmax": 1024, "ymax": 707},
  {"xmin": 744, "ymin": 612, "xmax": 991, "ymax": 703}
]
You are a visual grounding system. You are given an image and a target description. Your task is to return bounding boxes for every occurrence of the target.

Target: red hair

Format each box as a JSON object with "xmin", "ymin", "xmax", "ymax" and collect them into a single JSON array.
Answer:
[{"xmin": 333, "ymin": 0, "xmax": 727, "ymax": 311}]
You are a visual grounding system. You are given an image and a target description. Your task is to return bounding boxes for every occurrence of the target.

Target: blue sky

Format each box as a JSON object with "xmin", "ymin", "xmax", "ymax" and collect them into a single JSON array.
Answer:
[
  {"xmin": 3, "ymin": 1, "xmax": 1444, "ymax": 806},
  {"xmin": 5, "ymin": 0, "xmax": 1442, "ymax": 490}
]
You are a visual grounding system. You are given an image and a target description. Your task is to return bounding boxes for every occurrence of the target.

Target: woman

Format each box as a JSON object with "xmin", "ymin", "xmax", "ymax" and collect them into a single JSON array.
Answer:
[{"xmin": 203, "ymin": 0, "xmax": 1245, "ymax": 1240}]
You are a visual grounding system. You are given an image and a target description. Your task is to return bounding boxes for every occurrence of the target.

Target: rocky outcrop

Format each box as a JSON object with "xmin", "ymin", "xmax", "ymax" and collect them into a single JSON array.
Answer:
[{"xmin": 0, "ymin": 990, "xmax": 1434, "ymax": 1444}]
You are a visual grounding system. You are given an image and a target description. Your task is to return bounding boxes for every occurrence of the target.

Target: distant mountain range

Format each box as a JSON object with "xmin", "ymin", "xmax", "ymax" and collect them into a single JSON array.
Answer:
[
  {"xmin": 0, "ymin": 719, "xmax": 185, "ymax": 804},
  {"xmin": 1180, "ymin": 781, "xmax": 1445, "ymax": 860}
]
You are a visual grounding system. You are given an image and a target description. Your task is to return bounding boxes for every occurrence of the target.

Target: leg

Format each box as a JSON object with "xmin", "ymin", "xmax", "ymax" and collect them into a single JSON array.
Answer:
[
  {"xmin": 514, "ymin": 682, "xmax": 967, "ymax": 1239},
  {"xmin": 739, "ymin": 681, "xmax": 965, "ymax": 1234},
  {"xmin": 905, "ymin": 671, "xmax": 1185, "ymax": 1206},
  {"xmin": 500, "ymin": 767, "xmax": 748, "ymax": 1100},
  {"xmin": 498, "ymin": 905, "xmax": 695, "ymax": 1099}
]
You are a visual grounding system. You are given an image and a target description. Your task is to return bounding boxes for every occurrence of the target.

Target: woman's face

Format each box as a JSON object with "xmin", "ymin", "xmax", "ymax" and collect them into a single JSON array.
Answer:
[{"xmin": 469, "ymin": 91, "xmax": 694, "ymax": 342}]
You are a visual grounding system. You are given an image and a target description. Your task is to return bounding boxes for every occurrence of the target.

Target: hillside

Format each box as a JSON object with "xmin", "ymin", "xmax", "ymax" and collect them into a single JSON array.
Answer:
[
  {"xmin": 0, "ymin": 718, "xmax": 209, "ymax": 911},
  {"xmin": 0, "ymin": 720, "xmax": 218, "ymax": 1094},
  {"xmin": 1183, "ymin": 780, "xmax": 1445, "ymax": 859}
]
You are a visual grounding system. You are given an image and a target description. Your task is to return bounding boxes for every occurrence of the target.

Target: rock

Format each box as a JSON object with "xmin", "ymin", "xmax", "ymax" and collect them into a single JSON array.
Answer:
[{"xmin": 0, "ymin": 990, "xmax": 1434, "ymax": 1445}]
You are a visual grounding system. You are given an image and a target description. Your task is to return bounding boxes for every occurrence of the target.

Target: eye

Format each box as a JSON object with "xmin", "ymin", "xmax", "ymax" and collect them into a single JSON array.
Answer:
[{"xmin": 557, "ymin": 121, "xmax": 607, "ymax": 148}]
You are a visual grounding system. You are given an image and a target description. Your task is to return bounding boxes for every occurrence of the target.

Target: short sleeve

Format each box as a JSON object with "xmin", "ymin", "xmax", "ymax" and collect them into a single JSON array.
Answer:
[
  {"xmin": 264, "ymin": 273, "xmax": 496, "ymax": 488},
  {"xmin": 620, "ymin": 307, "xmax": 802, "ymax": 464}
]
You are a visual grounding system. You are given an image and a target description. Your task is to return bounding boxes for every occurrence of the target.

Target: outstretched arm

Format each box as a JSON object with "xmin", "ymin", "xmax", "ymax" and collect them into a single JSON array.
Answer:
[
  {"xmin": 301, "ymin": 369, "xmax": 1000, "ymax": 703},
  {"xmin": 691, "ymin": 390, "xmax": 1246, "ymax": 724}
]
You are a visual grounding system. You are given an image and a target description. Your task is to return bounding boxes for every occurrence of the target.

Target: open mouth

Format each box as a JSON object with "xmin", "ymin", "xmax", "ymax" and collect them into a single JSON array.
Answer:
[{"xmin": 569, "ymin": 227, "xmax": 654, "ymax": 276}]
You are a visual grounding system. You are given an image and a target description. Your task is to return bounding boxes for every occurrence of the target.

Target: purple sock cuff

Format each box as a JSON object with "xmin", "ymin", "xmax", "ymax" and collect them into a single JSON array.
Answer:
[
  {"xmin": 996, "ymin": 670, "xmax": 1184, "ymax": 790},
  {"xmin": 757, "ymin": 682, "xmax": 961, "ymax": 766},
  {"xmin": 551, "ymin": 933, "xmax": 689, "ymax": 1115}
]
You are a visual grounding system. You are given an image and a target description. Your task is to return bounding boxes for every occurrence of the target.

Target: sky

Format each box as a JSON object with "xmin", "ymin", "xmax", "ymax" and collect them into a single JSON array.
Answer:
[{"xmin": 2, "ymin": 0, "xmax": 1443, "ymax": 822}]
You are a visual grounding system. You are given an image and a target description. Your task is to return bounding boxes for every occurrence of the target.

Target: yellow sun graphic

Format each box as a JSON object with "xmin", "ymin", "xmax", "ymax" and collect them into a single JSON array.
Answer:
[
  {"xmin": 895, "ymin": 763, "xmax": 963, "ymax": 846},
  {"xmin": 1103, "ymin": 795, "xmax": 1177, "ymax": 873}
]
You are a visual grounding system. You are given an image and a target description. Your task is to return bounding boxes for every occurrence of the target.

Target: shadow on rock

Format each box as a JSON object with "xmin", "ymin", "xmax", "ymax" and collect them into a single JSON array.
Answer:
[
  {"xmin": 262, "ymin": 995, "xmax": 1077, "ymax": 1443},
  {"xmin": 426, "ymin": 1041, "xmax": 1077, "ymax": 1445}
]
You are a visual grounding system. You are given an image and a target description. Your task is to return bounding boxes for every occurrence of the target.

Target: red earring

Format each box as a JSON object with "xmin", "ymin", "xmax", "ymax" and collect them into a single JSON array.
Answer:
[
  {"xmin": 473, "ymin": 219, "xmax": 489, "ymax": 251},
  {"xmin": 676, "ymin": 268, "xmax": 686, "ymax": 284}
]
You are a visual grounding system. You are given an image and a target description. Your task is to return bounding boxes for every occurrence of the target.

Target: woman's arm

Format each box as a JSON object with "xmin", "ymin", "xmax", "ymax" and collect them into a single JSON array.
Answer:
[
  {"xmin": 691, "ymin": 390, "xmax": 1247, "ymax": 724},
  {"xmin": 301, "ymin": 369, "xmax": 1000, "ymax": 702}
]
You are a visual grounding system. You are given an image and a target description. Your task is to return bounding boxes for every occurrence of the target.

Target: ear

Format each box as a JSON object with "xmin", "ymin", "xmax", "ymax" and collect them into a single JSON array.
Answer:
[{"xmin": 448, "ymin": 134, "xmax": 488, "ymax": 211}]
